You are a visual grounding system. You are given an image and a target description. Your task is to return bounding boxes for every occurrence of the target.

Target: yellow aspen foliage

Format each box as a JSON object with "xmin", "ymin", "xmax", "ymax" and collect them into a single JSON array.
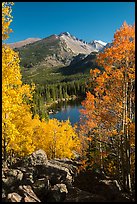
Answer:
[
  {"xmin": 106, "ymin": 161, "xmax": 117, "ymax": 175},
  {"xmin": 32, "ymin": 118, "xmax": 81, "ymax": 159},
  {"xmin": 2, "ymin": 39, "xmax": 36, "ymax": 158},
  {"xmin": 2, "ymin": 2, "xmax": 14, "ymax": 40},
  {"xmin": 2, "ymin": 2, "xmax": 38, "ymax": 158},
  {"xmin": 2, "ymin": 2, "xmax": 81, "ymax": 160}
]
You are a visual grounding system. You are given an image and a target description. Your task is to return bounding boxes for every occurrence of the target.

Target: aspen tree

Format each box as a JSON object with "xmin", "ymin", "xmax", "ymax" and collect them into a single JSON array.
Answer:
[{"xmin": 81, "ymin": 22, "xmax": 135, "ymax": 191}]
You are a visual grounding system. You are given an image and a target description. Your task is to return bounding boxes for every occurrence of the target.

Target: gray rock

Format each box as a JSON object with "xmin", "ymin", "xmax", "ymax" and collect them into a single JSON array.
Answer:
[
  {"xmin": 44, "ymin": 161, "xmax": 73, "ymax": 185},
  {"xmin": 18, "ymin": 185, "xmax": 41, "ymax": 202},
  {"xmin": 7, "ymin": 192, "xmax": 22, "ymax": 202},
  {"xmin": 49, "ymin": 158, "xmax": 80, "ymax": 176},
  {"xmin": 2, "ymin": 188, "xmax": 6, "ymax": 200},
  {"xmin": 32, "ymin": 160, "xmax": 73, "ymax": 186},
  {"xmin": 23, "ymin": 149, "xmax": 48, "ymax": 167},
  {"xmin": 47, "ymin": 184, "xmax": 68, "ymax": 202},
  {"xmin": 33, "ymin": 177, "xmax": 50, "ymax": 198},
  {"xmin": 23, "ymin": 171, "xmax": 34, "ymax": 185},
  {"xmin": 12, "ymin": 149, "xmax": 48, "ymax": 168},
  {"xmin": 2, "ymin": 169, "xmax": 6, "ymax": 179},
  {"xmin": 2, "ymin": 169, "xmax": 23, "ymax": 187},
  {"xmin": 23, "ymin": 196, "xmax": 39, "ymax": 202},
  {"xmin": 16, "ymin": 167, "xmax": 27, "ymax": 173}
]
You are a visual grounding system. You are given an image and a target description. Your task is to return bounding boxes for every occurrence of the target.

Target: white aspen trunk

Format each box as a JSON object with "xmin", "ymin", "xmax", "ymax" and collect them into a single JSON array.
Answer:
[
  {"xmin": 125, "ymin": 79, "xmax": 129, "ymax": 190},
  {"xmin": 121, "ymin": 80, "xmax": 126, "ymax": 189},
  {"xmin": 3, "ymin": 113, "xmax": 9, "ymax": 168},
  {"xmin": 125, "ymin": 76, "xmax": 128, "ymax": 188},
  {"xmin": 117, "ymin": 135, "xmax": 121, "ymax": 181},
  {"xmin": 127, "ymin": 79, "xmax": 133, "ymax": 192},
  {"xmin": 125, "ymin": 57, "xmax": 132, "ymax": 192},
  {"xmin": 99, "ymin": 141, "xmax": 103, "ymax": 169}
]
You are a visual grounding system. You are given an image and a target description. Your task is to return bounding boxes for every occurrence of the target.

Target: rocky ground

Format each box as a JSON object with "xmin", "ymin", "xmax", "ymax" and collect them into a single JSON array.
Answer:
[{"xmin": 2, "ymin": 149, "xmax": 134, "ymax": 202}]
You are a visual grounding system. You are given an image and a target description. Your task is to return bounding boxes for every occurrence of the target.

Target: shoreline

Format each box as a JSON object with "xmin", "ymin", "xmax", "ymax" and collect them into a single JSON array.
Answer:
[
  {"xmin": 45, "ymin": 95, "xmax": 84, "ymax": 114},
  {"xmin": 45, "ymin": 95, "xmax": 77, "ymax": 108}
]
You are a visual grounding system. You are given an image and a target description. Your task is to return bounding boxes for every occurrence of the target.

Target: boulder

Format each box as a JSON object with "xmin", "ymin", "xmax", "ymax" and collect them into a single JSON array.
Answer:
[
  {"xmin": 47, "ymin": 184, "xmax": 68, "ymax": 202},
  {"xmin": 26, "ymin": 149, "xmax": 48, "ymax": 167},
  {"xmin": 12, "ymin": 149, "xmax": 48, "ymax": 168},
  {"xmin": 3, "ymin": 149, "xmax": 132, "ymax": 202},
  {"xmin": 2, "ymin": 188, "xmax": 7, "ymax": 201},
  {"xmin": 7, "ymin": 169, "xmax": 23, "ymax": 181},
  {"xmin": 18, "ymin": 185, "xmax": 41, "ymax": 202},
  {"xmin": 49, "ymin": 158, "xmax": 81, "ymax": 176},
  {"xmin": 2, "ymin": 168, "xmax": 23, "ymax": 188},
  {"xmin": 48, "ymin": 161, "xmax": 72, "ymax": 183},
  {"xmin": 23, "ymin": 196, "xmax": 39, "ymax": 202},
  {"xmin": 22, "ymin": 167, "xmax": 35, "ymax": 185},
  {"xmin": 9, "ymin": 151, "xmax": 80, "ymax": 188},
  {"xmin": 7, "ymin": 193, "xmax": 22, "ymax": 202},
  {"xmin": 34, "ymin": 161, "xmax": 73, "ymax": 186},
  {"xmin": 32, "ymin": 177, "xmax": 50, "ymax": 200}
]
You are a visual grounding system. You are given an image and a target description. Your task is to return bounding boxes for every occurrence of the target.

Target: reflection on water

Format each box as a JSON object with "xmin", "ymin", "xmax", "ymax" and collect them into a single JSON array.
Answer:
[{"xmin": 49, "ymin": 98, "xmax": 84, "ymax": 125}]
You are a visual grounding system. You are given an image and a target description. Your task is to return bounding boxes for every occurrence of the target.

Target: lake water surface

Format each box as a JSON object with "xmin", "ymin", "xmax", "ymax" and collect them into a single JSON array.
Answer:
[{"xmin": 49, "ymin": 98, "xmax": 84, "ymax": 125}]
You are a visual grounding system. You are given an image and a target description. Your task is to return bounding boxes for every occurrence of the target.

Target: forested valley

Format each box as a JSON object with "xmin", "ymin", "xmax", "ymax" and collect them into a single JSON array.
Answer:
[
  {"xmin": 31, "ymin": 80, "xmax": 89, "ymax": 119},
  {"xmin": 2, "ymin": 2, "xmax": 135, "ymax": 202}
]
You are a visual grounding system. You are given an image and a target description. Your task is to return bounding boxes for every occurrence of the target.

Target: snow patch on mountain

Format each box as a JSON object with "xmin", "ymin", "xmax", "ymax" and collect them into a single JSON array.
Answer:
[
  {"xmin": 9, "ymin": 32, "xmax": 107, "ymax": 54},
  {"xmin": 89, "ymin": 40, "xmax": 107, "ymax": 51},
  {"xmin": 94, "ymin": 40, "xmax": 107, "ymax": 46}
]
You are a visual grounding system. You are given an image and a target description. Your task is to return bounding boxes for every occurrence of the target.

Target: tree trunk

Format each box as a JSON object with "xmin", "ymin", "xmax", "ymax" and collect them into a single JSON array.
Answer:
[
  {"xmin": 3, "ymin": 113, "xmax": 9, "ymax": 168},
  {"xmin": 99, "ymin": 140, "xmax": 103, "ymax": 169},
  {"xmin": 124, "ymin": 57, "xmax": 132, "ymax": 192},
  {"xmin": 121, "ymin": 81, "xmax": 126, "ymax": 189}
]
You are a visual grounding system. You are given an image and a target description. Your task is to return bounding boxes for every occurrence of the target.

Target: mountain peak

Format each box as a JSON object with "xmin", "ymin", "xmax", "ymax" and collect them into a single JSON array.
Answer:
[
  {"xmin": 59, "ymin": 32, "xmax": 71, "ymax": 37},
  {"xmin": 91, "ymin": 40, "xmax": 107, "ymax": 46},
  {"xmin": 89, "ymin": 40, "xmax": 107, "ymax": 51}
]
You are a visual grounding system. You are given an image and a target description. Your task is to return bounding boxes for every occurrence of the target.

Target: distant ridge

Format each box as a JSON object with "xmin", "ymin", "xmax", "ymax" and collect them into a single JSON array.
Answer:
[
  {"xmin": 8, "ymin": 32, "xmax": 107, "ymax": 53},
  {"xmin": 8, "ymin": 38, "xmax": 41, "ymax": 48},
  {"xmin": 9, "ymin": 32, "xmax": 108, "ymax": 84}
]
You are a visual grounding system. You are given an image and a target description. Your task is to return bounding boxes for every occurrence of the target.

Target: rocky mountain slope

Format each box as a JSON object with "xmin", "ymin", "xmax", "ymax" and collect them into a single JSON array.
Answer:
[
  {"xmin": 89, "ymin": 40, "xmax": 107, "ymax": 51},
  {"xmin": 9, "ymin": 32, "xmax": 108, "ymax": 84},
  {"xmin": 10, "ymin": 32, "xmax": 106, "ymax": 68},
  {"xmin": 58, "ymin": 32, "xmax": 98, "ymax": 54}
]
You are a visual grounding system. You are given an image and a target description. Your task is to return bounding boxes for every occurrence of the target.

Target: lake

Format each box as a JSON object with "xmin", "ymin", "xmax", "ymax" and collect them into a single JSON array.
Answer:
[{"xmin": 49, "ymin": 98, "xmax": 84, "ymax": 125}]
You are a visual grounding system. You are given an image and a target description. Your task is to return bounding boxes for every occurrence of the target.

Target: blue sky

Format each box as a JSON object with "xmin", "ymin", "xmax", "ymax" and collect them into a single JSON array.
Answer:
[{"xmin": 6, "ymin": 2, "xmax": 135, "ymax": 44}]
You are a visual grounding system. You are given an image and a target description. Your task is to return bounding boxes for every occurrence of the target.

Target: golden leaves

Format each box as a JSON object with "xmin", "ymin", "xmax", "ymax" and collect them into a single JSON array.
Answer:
[
  {"xmin": 2, "ymin": 2, "xmax": 14, "ymax": 40},
  {"xmin": 2, "ymin": 2, "xmax": 81, "ymax": 160},
  {"xmin": 2, "ymin": 2, "xmax": 36, "ymax": 157},
  {"xmin": 32, "ymin": 118, "xmax": 80, "ymax": 159},
  {"xmin": 80, "ymin": 22, "xmax": 135, "ymax": 172}
]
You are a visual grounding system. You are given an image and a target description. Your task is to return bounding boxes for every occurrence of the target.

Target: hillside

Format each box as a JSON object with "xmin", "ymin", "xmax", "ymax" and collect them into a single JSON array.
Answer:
[
  {"xmin": 20, "ymin": 52, "xmax": 99, "ymax": 84},
  {"xmin": 12, "ymin": 32, "xmax": 106, "ymax": 84},
  {"xmin": 9, "ymin": 38, "xmax": 41, "ymax": 49},
  {"xmin": 14, "ymin": 32, "xmax": 102, "ymax": 68}
]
